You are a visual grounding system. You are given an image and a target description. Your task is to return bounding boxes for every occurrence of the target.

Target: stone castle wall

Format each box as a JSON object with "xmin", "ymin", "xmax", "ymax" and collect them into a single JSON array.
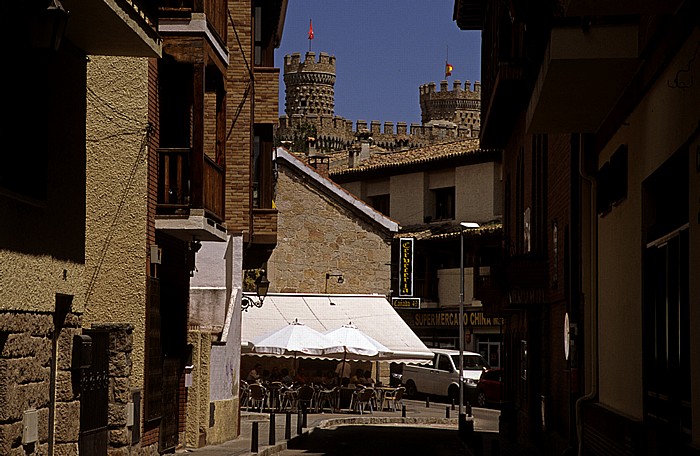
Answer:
[{"xmin": 278, "ymin": 51, "xmax": 481, "ymax": 153}]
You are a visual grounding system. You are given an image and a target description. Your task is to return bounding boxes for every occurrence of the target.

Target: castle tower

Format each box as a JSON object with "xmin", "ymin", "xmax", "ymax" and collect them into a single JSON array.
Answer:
[
  {"xmin": 419, "ymin": 79, "xmax": 481, "ymax": 133},
  {"xmin": 284, "ymin": 51, "xmax": 336, "ymax": 117}
]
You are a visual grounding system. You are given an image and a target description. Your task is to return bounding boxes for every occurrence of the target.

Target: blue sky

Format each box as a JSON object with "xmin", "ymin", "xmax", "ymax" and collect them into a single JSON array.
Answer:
[{"xmin": 275, "ymin": 0, "xmax": 482, "ymax": 126}]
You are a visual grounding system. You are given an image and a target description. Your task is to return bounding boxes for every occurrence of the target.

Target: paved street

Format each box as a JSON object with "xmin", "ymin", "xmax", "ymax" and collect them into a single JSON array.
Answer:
[
  {"xmin": 282, "ymin": 423, "xmax": 471, "ymax": 455},
  {"xmin": 181, "ymin": 399, "xmax": 501, "ymax": 456}
]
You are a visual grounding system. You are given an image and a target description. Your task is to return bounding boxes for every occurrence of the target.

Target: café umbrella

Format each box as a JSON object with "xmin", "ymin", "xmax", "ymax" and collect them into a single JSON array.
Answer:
[
  {"xmin": 251, "ymin": 318, "xmax": 343, "ymax": 358},
  {"xmin": 325, "ymin": 322, "xmax": 393, "ymax": 386}
]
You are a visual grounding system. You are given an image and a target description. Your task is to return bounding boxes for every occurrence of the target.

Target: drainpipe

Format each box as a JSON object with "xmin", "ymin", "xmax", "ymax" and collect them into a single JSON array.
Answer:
[{"xmin": 575, "ymin": 134, "xmax": 599, "ymax": 456}]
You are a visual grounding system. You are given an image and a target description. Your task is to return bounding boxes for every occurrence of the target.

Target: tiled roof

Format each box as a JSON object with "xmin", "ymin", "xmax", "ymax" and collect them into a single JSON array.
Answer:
[
  {"xmin": 329, "ymin": 139, "xmax": 491, "ymax": 176},
  {"xmin": 396, "ymin": 220, "xmax": 502, "ymax": 241}
]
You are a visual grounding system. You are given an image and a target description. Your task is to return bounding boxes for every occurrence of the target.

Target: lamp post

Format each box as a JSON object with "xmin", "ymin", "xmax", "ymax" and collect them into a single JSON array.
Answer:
[
  {"xmin": 324, "ymin": 273, "xmax": 344, "ymax": 294},
  {"xmin": 241, "ymin": 269, "xmax": 270, "ymax": 311},
  {"xmin": 459, "ymin": 222, "xmax": 479, "ymax": 433}
]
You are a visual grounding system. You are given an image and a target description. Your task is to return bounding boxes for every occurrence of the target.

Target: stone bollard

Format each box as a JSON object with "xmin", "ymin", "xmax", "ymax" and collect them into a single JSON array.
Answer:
[
  {"xmin": 251, "ymin": 422, "xmax": 259, "ymax": 453},
  {"xmin": 285, "ymin": 412, "xmax": 291, "ymax": 439},
  {"xmin": 269, "ymin": 412, "xmax": 276, "ymax": 445}
]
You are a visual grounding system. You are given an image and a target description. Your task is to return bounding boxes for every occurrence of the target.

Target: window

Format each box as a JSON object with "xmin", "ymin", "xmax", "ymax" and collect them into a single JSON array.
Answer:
[
  {"xmin": 643, "ymin": 150, "xmax": 690, "ymax": 445},
  {"xmin": 253, "ymin": 124, "xmax": 273, "ymax": 209},
  {"xmin": 433, "ymin": 187, "xmax": 455, "ymax": 220},
  {"xmin": 370, "ymin": 194, "xmax": 390, "ymax": 216}
]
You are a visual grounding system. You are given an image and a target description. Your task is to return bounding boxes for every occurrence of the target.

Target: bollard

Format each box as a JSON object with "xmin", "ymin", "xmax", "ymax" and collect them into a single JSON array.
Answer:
[
  {"xmin": 402, "ymin": 405, "xmax": 406, "ymax": 418},
  {"xmin": 251, "ymin": 422, "xmax": 259, "ymax": 453},
  {"xmin": 269, "ymin": 412, "xmax": 276, "ymax": 445},
  {"xmin": 302, "ymin": 404, "xmax": 308, "ymax": 428},
  {"xmin": 452, "ymin": 399, "xmax": 455, "ymax": 410},
  {"xmin": 285, "ymin": 412, "xmax": 291, "ymax": 440},
  {"xmin": 426, "ymin": 396, "xmax": 430, "ymax": 408},
  {"xmin": 466, "ymin": 401, "xmax": 472, "ymax": 417},
  {"xmin": 446, "ymin": 406, "xmax": 450, "ymax": 418},
  {"xmin": 296, "ymin": 409, "xmax": 302, "ymax": 436}
]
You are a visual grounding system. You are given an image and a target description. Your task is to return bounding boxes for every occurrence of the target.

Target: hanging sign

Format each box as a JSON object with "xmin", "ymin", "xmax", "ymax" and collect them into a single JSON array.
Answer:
[{"xmin": 399, "ymin": 237, "xmax": 414, "ymax": 297}]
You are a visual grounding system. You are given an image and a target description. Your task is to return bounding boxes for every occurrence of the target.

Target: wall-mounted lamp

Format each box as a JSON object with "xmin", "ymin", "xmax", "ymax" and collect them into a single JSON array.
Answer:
[
  {"xmin": 241, "ymin": 269, "xmax": 270, "ymax": 311},
  {"xmin": 325, "ymin": 273, "xmax": 344, "ymax": 294},
  {"xmin": 30, "ymin": 0, "xmax": 70, "ymax": 51}
]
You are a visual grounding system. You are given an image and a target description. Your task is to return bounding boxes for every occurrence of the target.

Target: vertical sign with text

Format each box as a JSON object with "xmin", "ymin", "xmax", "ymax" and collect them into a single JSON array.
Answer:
[{"xmin": 399, "ymin": 237, "xmax": 414, "ymax": 297}]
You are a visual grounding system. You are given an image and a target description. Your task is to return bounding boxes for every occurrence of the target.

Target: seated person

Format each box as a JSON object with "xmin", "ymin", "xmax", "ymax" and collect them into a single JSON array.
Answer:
[
  {"xmin": 246, "ymin": 363, "xmax": 263, "ymax": 383},
  {"xmin": 350, "ymin": 368, "xmax": 366, "ymax": 386},
  {"xmin": 281, "ymin": 368, "xmax": 294, "ymax": 385},
  {"xmin": 294, "ymin": 367, "xmax": 308, "ymax": 384},
  {"xmin": 362, "ymin": 370, "xmax": 375, "ymax": 386}
]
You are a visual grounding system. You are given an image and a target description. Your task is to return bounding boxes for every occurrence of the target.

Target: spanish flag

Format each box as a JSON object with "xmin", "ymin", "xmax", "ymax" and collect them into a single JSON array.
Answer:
[{"xmin": 445, "ymin": 62, "xmax": 453, "ymax": 78}]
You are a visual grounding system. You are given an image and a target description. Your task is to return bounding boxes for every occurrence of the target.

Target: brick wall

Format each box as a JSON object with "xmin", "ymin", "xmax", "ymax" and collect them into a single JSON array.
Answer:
[{"xmin": 225, "ymin": 0, "xmax": 253, "ymax": 232}]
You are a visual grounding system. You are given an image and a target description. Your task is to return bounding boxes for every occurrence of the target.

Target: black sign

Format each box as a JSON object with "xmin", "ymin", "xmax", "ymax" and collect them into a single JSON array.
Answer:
[
  {"xmin": 399, "ymin": 238, "xmax": 413, "ymax": 297},
  {"xmin": 392, "ymin": 297, "xmax": 420, "ymax": 309}
]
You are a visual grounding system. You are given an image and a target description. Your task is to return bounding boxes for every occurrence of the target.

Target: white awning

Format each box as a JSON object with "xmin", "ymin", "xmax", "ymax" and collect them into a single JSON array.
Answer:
[{"xmin": 241, "ymin": 293, "xmax": 433, "ymax": 363}]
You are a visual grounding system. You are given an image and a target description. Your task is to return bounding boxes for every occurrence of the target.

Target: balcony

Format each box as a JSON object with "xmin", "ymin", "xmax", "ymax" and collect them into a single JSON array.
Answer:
[
  {"xmin": 62, "ymin": 0, "xmax": 161, "ymax": 57},
  {"xmin": 155, "ymin": 148, "xmax": 226, "ymax": 242},
  {"xmin": 157, "ymin": 0, "xmax": 227, "ymax": 61},
  {"xmin": 526, "ymin": 24, "xmax": 641, "ymax": 134}
]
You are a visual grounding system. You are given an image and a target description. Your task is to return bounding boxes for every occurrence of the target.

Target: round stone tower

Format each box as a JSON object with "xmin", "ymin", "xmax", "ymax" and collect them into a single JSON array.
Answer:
[
  {"xmin": 419, "ymin": 79, "xmax": 481, "ymax": 133},
  {"xmin": 283, "ymin": 51, "xmax": 336, "ymax": 117}
]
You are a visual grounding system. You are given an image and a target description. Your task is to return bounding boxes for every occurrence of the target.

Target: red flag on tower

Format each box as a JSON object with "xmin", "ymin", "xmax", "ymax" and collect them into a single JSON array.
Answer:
[
  {"xmin": 445, "ymin": 62, "xmax": 454, "ymax": 78},
  {"xmin": 308, "ymin": 19, "xmax": 314, "ymax": 40}
]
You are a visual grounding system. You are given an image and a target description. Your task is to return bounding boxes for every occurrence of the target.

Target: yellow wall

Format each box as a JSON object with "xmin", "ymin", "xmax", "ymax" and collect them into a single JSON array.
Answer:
[
  {"xmin": 597, "ymin": 29, "xmax": 700, "ymax": 419},
  {"xmin": 84, "ymin": 55, "xmax": 150, "ymax": 387}
]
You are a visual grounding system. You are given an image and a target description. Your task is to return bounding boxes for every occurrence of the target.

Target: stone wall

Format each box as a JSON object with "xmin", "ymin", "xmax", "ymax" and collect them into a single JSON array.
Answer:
[
  {"xmin": 267, "ymin": 163, "xmax": 393, "ymax": 295},
  {"xmin": 0, "ymin": 310, "xmax": 81, "ymax": 455}
]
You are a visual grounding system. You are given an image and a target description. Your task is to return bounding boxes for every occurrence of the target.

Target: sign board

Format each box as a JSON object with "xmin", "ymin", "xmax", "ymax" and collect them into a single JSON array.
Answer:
[
  {"xmin": 392, "ymin": 297, "xmax": 420, "ymax": 309},
  {"xmin": 399, "ymin": 237, "xmax": 414, "ymax": 297}
]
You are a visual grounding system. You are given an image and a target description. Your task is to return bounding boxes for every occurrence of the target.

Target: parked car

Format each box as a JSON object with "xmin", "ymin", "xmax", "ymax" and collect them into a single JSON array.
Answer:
[
  {"xmin": 401, "ymin": 349, "xmax": 490, "ymax": 404},
  {"xmin": 476, "ymin": 368, "xmax": 504, "ymax": 407}
]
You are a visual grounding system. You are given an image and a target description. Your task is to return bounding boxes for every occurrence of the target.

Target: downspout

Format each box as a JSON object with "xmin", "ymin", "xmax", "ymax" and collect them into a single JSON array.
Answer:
[{"xmin": 575, "ymin": 134, "xmax": 598, "ymax": 456}]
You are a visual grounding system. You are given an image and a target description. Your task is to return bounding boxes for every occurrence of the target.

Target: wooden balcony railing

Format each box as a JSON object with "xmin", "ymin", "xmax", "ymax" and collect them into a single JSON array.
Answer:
[
  {"xmin": 158, "ymin": 0, "xmax": 227, "ymax": 43},
  {"xmin": 157, "ymin": 148, "xmax": 224, "ymax": 222}
]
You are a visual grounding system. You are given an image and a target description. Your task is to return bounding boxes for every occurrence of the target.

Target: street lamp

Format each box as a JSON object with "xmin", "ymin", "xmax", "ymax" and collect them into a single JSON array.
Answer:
[
  {"xmin": 459, "ymin": 221, "xmax": 479, "ymax": 433},
  {"xmin": 324, "ymin": 273, "xmax": 344, "ymax": 294},
  {"xmin": 241, "ymin": 270, "xmax": 270, "ymax": 311}
]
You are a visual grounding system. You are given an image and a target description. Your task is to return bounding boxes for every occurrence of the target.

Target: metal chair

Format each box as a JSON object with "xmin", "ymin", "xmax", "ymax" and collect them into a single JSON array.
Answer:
[
  {"xmin": 354, "ymin": 387, "xmax": 376, "ymax": 415},
  {"xmin": 316, "ymin": 386, "xmax": 339, "ymax": 413},
  {"xmin": 247, "ymin": 383, "xmax": 267, "ymax": 412},
  {"xmin": 381, "ymin": 386, "xmax": 405, "ymax": 412},
  {"xmin": 296, "ymin": 384, "xmax": 315, "ymax": 412}
]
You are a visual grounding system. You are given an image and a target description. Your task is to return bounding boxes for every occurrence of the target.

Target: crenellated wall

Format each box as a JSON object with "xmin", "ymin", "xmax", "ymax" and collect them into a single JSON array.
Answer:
[{"xmin": 278, "ymin": 51, "xmax": 481, "ymax": 152}]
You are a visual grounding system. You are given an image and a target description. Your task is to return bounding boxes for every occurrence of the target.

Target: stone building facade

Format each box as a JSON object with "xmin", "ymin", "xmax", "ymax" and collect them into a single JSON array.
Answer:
[
  {"xmin": 267, "ymin": 149, "xmax": 397, "ymax": 296},
  {"xmin": 276, "ymin": 51, "xmax": 481, "ymax": 153}
]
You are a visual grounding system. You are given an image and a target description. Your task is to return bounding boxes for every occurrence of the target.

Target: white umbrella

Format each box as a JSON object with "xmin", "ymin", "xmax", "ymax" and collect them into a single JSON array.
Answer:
[
  {"xmin": 252, "ymin": 318, "xmax": 343, "ymax": 357},
  {"xmin": 324, "ymin": 322, "xmax": 392, "ymax": 358}
]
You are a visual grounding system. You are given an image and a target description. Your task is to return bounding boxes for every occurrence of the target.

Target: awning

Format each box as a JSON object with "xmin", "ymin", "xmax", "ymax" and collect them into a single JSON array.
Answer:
[{"xmin": 241, "ymin": 293, "xmax": 434, "ymax": 363}]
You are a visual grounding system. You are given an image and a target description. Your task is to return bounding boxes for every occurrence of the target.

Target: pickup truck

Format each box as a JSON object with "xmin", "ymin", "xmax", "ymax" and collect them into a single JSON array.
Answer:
[{"xmin": 400, "ymin": 348, "xmax": 490, "ymax": 404}]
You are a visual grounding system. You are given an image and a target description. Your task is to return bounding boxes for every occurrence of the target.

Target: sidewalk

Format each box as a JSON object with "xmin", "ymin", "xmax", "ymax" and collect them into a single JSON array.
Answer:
[{"xmin": 177, "ymin": 399, "xmax": 484, "ymax": 456}]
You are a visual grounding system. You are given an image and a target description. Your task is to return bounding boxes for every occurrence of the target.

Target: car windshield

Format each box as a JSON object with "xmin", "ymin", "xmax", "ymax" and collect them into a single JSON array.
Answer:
[{"xmin": 451, "ymin": 354, "xmax": 489, "ymax": 370}]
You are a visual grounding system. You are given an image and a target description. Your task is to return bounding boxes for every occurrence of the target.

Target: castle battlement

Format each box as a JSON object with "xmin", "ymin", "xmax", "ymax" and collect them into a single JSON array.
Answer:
[
  {"xmin": 284, "ymin": 51, "xmax": 336, "ymax": 74},
  {"xmin": 277, "ymin": 51, "xmax": 481, "ymax": 154},
  {"xmin": 419, "ymin": 79, "xmax": 481, "ymax": 127}
]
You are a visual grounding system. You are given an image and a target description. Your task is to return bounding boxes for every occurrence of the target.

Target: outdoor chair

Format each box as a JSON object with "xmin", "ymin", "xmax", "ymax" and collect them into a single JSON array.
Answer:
[
  {"xmin": 240, "ymin": 380, "xmax": 250, "ymax": 410},
  {"xmin": 296, "ymin": 384, "xmax": 315, "ymax": 412},
  {"xmin": 315, "ymin": 386, "xmax": 339, "ymax": 413},
  {"xmin": 354, "ymin": 387, "xmax": 376, "ymax": 415},
  {"xmin": 267, "ymin": 381, "xmax": 285, "ymax": 411},
  {"xmin": 247, "ymin": 383, "xmax": 267, "ymax": 412},
  {"xmin": 381, "ymin": 386, "xmax": 405, "ymax": 412}
]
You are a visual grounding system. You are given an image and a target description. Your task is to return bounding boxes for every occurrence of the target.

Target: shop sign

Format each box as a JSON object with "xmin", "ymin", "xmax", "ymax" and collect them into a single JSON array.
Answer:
[
  {"xmin": 409, "ymin": 310, "xmax": 504, "ymax": 327},
  {"xmin": 392, "ymin": 297, "xmax": 420, "ymax": 309},
  {"xmin": 399, "ymin": 237, "xmax": 414, "ymax": 297}
]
